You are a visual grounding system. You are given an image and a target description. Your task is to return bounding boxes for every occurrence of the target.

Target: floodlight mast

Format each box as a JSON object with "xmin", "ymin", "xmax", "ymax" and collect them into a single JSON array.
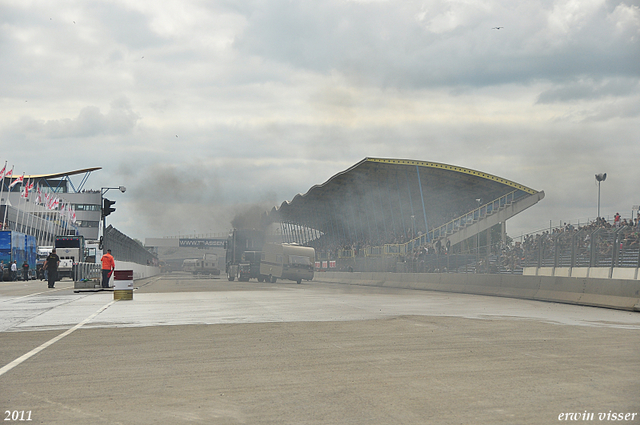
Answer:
[{"xmin": 595, "ymin": 173, "xmax": 607, "ymax": 219}]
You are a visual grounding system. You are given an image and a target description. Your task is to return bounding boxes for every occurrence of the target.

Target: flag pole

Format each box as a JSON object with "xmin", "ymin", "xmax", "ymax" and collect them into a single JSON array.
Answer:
[
  {"xmin": 0, "ymin": 161, "xmax": 6, "ymax": 230},
  {"xmin": 2, "ymin": 166, "xmax": 13, "ymax": 229}
]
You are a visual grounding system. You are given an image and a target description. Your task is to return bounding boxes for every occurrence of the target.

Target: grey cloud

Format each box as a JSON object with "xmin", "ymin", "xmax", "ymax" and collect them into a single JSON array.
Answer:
[
  {"xmin": 85, "ymin": 2, "xmax": 168, "ymax": 50},
  {"xmin": 14, "ymin": 98, "xmax": 140, "ymax": 138},
  {"xmin": 233, "ymin": 0, "xmax": 639, "ymax": 89},
  {"xmin": 537, "ymin": 78, "xmax": 640, "ymax": 103}
]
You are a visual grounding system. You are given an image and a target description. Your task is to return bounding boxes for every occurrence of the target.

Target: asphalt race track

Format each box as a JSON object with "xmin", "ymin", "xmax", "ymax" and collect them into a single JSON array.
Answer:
[{"xmin": 1, "ymin": 273, "xmax": 639, "ymax": 424}]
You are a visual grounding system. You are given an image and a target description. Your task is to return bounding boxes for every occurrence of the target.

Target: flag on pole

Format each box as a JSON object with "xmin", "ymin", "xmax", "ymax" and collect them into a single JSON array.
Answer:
[
  {"xmin": 22, "ymin": 179, "xmax": 34, "ymax": 198},
  {"xmin": 9, "ymin": 175, "xmax": 23, "ymax": 189},
  {"xmin": 0, "ymin": 164, "xmax": 5, "ymax": 180},
  {"xmin": 35, "ymin": 186, "xmax": 42, "ymax": 204}
]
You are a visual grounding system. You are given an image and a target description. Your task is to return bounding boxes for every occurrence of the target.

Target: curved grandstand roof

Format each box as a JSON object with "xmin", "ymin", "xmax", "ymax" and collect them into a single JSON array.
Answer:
[
  {"xmin": 21, "ymin": 167, "xmax": 102, "ymax": 180},
  {"xmin": 268, "ymin": 157, "xmax": 542, "ymax": 245},
  {"xmin": 3, "ymin": 167, "xmax": 102, "ymax": 193}
]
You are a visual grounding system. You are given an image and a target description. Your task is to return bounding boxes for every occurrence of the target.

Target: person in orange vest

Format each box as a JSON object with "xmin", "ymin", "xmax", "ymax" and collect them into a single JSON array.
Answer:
[{"xmin": 101, "ymin": 249, "xmax": 115, "ymax": 288}]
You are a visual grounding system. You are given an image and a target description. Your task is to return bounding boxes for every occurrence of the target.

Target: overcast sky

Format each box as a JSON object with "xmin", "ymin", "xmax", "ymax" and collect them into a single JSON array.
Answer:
[{"xmin": 1, "ymin": 0, "xmax": 638, "ymax": 241}]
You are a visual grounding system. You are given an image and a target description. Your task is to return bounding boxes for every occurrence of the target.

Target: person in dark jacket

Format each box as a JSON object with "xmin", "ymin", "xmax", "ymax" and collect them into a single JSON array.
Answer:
[{"xmin": 44, "ymin": 249, "xmax": 60, "ymax": 288}]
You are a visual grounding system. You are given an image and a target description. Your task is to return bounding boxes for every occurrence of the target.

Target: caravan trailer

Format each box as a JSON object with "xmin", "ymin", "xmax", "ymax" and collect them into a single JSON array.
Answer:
[{"xmin": 260, "ymin": 243, "xmax": 315, "ymax": 284}]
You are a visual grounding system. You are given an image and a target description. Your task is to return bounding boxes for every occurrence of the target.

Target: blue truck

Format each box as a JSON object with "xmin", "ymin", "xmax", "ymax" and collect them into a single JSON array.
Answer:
[{"xmin": 0, "ymin": 230, "xmax": 37, "ymax": 281}]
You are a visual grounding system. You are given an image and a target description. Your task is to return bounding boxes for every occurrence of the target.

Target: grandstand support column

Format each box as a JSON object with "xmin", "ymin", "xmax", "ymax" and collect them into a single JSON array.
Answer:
[
  {"xmin": 288, "ymin": 222, "xmax": 294, "ymax": 244},
  {"xmin": 415, "ymin": 165, "xmax": 430, "ymax": 242},
  {"xmin": 349, "ymin": 203, "xmax": 357, "ymax": 246},
  {"xmin": 486, "ymin": 227, "xmax": 491, "ymax": 272},
  {"xmin": 501, "ymin": 222, "xmax": 506, "ymax": 245},
  {"xmin": 376, "ymin": 180, "xmax": 388, "ymax": 238},
  {"xmin": 395, "ymin": 172, "xmax": 408, "ymax": 241},
  {"xmin": 404, "ymin": 169, "xmax": 416, "ymax": 239}
]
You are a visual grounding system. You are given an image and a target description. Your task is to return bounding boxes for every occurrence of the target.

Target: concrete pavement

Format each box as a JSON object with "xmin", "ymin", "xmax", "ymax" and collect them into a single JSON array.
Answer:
[{"xmin": 1, "ymin": 274, "xmax": 639, "ymax": 424}]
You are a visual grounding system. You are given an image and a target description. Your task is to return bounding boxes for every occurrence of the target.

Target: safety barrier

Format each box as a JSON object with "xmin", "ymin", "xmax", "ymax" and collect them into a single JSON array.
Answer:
[
  {"xmin": 523, "ymin": 266, "xmax": 640, "ymax": 280},
  {"xmin": 72, "ymin": 262, "xmax": 102, "ymax": 288},
  {"xmin": 315, "ymin": 271, "xmax": 640, "ymax": 312}
]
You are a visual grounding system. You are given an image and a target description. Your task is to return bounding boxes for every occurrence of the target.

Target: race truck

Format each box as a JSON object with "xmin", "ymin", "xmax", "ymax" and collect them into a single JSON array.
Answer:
[
  {"xmin": 225, "ymin": 228, "xmax": 264, "ymax": 281},
  {"xmin": 237, "ymin": 251, "xmax": 262, "ymax": 281}
]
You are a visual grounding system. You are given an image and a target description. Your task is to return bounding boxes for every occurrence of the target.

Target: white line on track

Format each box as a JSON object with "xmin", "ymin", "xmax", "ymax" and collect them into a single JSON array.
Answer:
[
  {"xmin": 0, "ymin": 284, "xmax": 75, "ymax": 303},
  {"xmin": 0, "ymin": 299, "xmax": 116, "ymax": 377}
]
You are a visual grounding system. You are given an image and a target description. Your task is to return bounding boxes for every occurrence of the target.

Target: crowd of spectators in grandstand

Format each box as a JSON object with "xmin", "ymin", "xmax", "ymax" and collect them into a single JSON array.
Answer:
[{"xmin": 311, "ymin": 212, "xmax": 640, "ymax": 273}]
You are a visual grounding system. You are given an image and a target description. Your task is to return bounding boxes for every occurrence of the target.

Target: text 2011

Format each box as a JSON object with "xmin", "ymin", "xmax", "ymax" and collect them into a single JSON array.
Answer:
[{"xmin": 4, "ymin": 411, "xmax": 32, "ymax": 421}]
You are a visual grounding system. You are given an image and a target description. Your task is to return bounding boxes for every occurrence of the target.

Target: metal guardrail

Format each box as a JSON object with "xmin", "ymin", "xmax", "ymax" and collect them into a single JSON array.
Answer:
[
  {"xmin": 72, "ymin": 262, "xmax": 101, "ymax": 282},
  {"xmin": 404, "ymin": 190, "xmax": 524, "ymax": 252}
]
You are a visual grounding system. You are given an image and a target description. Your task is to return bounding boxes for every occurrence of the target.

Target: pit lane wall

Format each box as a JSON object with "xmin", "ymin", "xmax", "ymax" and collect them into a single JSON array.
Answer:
[
  {"xmin": 116, "ymin": 261, "xmax": 160, "ymax": 280},
  {"xmin": 314, "ymin": 270, "xmax": 640, "ymax": 312}
]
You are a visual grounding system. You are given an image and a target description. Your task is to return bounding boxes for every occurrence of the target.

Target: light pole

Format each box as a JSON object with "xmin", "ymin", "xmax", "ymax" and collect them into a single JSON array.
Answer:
[
  {"xmin": 475, "ymin": 198, "xmax": 482, "ymax": 272},
  {"xmin": 101, "ymin": 186, "xmax": 126, "ymax": 237},
  {"xmin": 595, "ymin": 173, "xmax": 606, "ymax": 219}
]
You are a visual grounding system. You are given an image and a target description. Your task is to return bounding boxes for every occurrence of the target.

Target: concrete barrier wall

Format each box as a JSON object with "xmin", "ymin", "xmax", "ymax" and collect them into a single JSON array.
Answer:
[
  {"xmin": 315, "ymin": 271, "xmax": 640, "ymax": 312},
  {"xmin": 524, "ymin": 266, "xmax": 640, "ymax": 280},
  {"xmin": 116, "ymin": 261, "xmax": 161, "ymax": 280}
]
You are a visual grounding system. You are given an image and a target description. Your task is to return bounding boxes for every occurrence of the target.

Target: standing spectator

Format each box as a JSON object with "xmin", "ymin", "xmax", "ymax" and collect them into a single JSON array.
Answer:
[
  {"xmin": 44, "ymin": 249, "xmax": 60, "ymax": 288},
  {"xmin": 22, "ymin": 260, "xmax": 29, "ymax": 281},
  {"xmin": 10, "ymin": 261, "xmax": 17, "ymax": 281},
  {"xmin": 101, "ymin": 249, "xmax": 115, "ymax": 288},
  {"xmin": 0, "ymin": 261, "xmax": 4, "ymax": 281}
]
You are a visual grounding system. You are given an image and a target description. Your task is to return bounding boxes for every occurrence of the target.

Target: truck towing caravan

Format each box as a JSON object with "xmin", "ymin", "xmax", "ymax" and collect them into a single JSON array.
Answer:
[
  {"xmin": 260, "ymin": 243, "xmax": 315, "ymax": 284},
  {"xmin": 183, "ymin": 253, "xmax": 221, "ymax": 275}
]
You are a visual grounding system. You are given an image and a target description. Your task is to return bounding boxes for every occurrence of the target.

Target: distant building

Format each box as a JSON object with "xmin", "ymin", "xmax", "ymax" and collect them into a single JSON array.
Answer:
[{"xmin": 1, "ymin": 168, "xmax": 102, "ymax": 244}]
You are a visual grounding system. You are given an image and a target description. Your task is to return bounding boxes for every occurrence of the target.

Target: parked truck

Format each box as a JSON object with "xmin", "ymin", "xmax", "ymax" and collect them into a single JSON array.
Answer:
[
  {"xmin": 54, "ymin": 235, "xmax": 86, "ymax": 280},
  {"xmin": 260, "ymin": 243, "xmax": 315, "ymax": 284},
  {"xmin": 0, "ymin": 230, "xmax": 37, "ymax": 281}
]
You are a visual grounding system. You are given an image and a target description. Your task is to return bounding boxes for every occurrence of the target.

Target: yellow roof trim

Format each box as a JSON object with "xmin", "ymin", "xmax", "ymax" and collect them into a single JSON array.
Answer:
[
  {"xmin": 365, "ymin": 158, "xmax": 537, "ymax": 195},
  {"xmin": 7, "ymin": 167, "xmax": 103, "ymax": 180}
]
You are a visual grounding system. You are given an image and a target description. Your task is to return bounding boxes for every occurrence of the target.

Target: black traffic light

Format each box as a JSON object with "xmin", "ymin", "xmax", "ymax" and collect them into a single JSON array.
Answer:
[{"xmin": 102, "ymin": 198, "xmax": 116, "ymax": 218}]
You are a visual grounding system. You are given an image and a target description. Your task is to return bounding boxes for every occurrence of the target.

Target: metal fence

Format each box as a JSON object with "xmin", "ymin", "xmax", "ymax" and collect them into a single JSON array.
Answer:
[
  {"xmin": 522, "ymin": 225, "xmax": 640, "ymax": 269},
  {"xmin": 73, "ymin": 262, "xmax": 101, "ymax": 282},
  {"xmin": 103, "ymin": 225, "xmax": 158, "ymax": 265},
  {"xmin": 317, "ymin": 224, "xmax": 640, "ymax": 274}
]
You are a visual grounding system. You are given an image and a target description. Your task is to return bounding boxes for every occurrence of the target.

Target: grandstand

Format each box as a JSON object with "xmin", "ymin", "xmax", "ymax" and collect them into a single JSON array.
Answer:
[{"xmin": 266, "ymin": 157, "xmax": 545, "ymax": 272}]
